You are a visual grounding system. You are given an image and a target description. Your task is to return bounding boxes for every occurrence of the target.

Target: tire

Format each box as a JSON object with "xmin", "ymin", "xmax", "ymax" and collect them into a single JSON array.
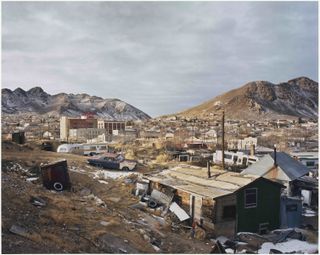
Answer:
[
  {"xmin": 53, "ymin": 182, "xmax": 64, "ymax": 191},
  {"xmin": 148, "ymin": 199, "xmax": 158, "ymax": 208},
  {"xmin": 122, "ymin": 167, "xmax": 129, "ymax": 171}
]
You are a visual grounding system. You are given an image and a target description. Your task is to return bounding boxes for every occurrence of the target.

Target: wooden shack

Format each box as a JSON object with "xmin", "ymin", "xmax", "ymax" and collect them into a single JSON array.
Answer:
[
  {"xmin": 12, "ymin": 131, "xmax": 25, "ymax": 144},
  {"xmin": 40, "ymin": 160, "xmax": 71, "ymax": 191},
  {"xmin": 147, "ymin": 166, "xmax": 284, "ymax": 237}
]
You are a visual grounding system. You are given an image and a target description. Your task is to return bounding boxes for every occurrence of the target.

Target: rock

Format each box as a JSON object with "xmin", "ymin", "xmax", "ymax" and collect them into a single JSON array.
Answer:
[
  {"xmin": 30, "ymin": 196, "xmax": 47, "ymax": 207},
  {"xmin": 152, "ymin": 245, "xmax": 161, "ymax": 252},
  {"xmin": 86, "ymin": 207, "xmax": 95, "ymax": 212},
  {"xmin": 118, "ymin": 248, "xmax": 127, "ymax": 253},
  {"xmin": 100, "ymin": 221, "xmax": 111, "ymax": 226},
  {"xmin": 124, "ymin": 178, "xmax": 133, "ymax": 184},
  {"xmin": 9, "ymin": 225, "xmax": 31, "ymax": 239},
  {"xmin": 68, "ymin": 226, "xmax": 81, "ymax": 231},
  {"xmin": 106, "ymin": 197, "xmax": 121, "ymax": 203},
  {"xmin": 143, "ymin": 234, "xmax": 150, "ymax": 241},
  {"xmin": 80, "ymin": 188, "xmax": 92, "ymax": 196},
  {"xmin": 195, "ymin": 228, "xmax": 206, "ymax": 240},
  {"xmin": 138, "ymin": 229, "xmax": 146, "ymax": 235}
]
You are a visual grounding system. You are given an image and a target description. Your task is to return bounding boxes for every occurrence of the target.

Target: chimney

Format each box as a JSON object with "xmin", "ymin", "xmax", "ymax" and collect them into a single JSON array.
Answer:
[
  {"xmin": 273, "ymin": 145, "xmax": 277, "ymax": 167},
  {"xmin": 250, "ymin": 144, "xmax": 255, "ymax": 156},
  {"xmin": 207, "ymin": 160, "xmax": 211, "ymax": 178}
]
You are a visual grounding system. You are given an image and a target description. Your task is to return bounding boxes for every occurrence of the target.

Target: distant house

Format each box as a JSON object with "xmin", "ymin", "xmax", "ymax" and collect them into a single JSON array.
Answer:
[{"xmin": 146, "ymin": 166, "xmax": 283, "ymax": 237}]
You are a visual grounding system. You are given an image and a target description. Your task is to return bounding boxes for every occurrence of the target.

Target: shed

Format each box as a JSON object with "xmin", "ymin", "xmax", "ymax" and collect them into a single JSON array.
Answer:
[
  {"xmin": 12, "ymin": 131, "xmax": 25, "ymax": 144},
  {"xmin": 40, "ymin": 160, "xmax": 71, "ymax": 191},
  {"xmin": 146, "ymin": 166, "xmax": 284, "ymax": 237}
]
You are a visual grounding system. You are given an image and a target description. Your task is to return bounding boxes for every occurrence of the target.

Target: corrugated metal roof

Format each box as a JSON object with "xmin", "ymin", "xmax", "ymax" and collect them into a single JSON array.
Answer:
[
  {"xmin": 241, "ymin": 152, "xmax": 310, "ymax": 181},
  {"xmin": 270, "ymin": 152, "xmax": 310, "ymax": 180},
  {"xmin": 146, "ymin": 166, "xmax": 261, "ymax": 199},
  {"xmin": 241, "ymin": 155, "xmax": 275, "ymax": 176}
]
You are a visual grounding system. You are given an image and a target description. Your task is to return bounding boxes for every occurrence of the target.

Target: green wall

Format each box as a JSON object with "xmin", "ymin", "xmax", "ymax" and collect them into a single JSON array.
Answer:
[{"xmin": 236, "ymin": 178, "xmax": 282, "ymax": 233}]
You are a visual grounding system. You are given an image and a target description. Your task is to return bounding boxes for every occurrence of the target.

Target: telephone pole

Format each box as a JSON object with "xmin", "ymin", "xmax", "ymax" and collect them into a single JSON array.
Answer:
[{"xmin": 222, "ymin": 111, "xmax": 225, "ymax": 170}]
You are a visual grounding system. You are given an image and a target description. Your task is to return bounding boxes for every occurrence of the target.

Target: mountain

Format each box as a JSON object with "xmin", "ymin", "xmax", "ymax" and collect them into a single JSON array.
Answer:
[
  {"xmin": 2, "ymin": 87, "xmax": 151, "ymax": 121},
  {"xmin": 177, "ymin": 77, "xmax": 318, "ymax": 120}
]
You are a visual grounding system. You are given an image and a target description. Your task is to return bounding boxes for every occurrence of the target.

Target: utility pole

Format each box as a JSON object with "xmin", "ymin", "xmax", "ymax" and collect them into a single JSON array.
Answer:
[{"xmin": 222, "ymin": 111, "xmax": 225, "ymax": 170}]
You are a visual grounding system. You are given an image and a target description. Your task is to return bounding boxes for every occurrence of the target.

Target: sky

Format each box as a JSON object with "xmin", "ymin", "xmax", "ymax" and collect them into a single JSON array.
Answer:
[{"xmin": 2, "ymin": 1, "xmax": 318, "ymax": 117}]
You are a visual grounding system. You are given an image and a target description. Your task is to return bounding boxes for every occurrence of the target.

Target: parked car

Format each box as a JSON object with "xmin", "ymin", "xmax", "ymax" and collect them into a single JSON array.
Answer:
[{"xmin": 87, "ymin": 153, "xmax": 137, "ymax": 171}]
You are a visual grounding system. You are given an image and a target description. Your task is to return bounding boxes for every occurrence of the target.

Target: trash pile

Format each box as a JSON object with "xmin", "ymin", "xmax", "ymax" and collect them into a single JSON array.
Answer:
[{"xmin": 209, "ymin": 229, "xmax": 318, "ymax": 254}]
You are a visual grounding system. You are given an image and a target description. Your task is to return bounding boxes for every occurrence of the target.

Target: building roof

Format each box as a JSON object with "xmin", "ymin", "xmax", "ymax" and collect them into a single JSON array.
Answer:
[
  {"xmin": 146, "ymin": 166, "xmax": 266, "ymax": 199},
  {"xmin": 241, "ymin": 152, "xmax": 310, "ymax": 181}
]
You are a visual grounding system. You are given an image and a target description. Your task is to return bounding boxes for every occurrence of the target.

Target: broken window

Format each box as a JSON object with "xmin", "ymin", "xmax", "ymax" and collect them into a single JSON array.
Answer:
[
  {"xmin": 244, "ymin": 188, "xmax": 257, "ymax": 208},
  {"xmin": 222, "ymin": 205, "xmax": 236, "ymax": 220}
]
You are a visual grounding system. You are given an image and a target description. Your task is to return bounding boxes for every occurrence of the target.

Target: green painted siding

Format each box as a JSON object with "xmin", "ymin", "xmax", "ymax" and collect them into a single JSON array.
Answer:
[{"xmin": 237, "ymin": 178, "xmax": 282, "ymax": 233}]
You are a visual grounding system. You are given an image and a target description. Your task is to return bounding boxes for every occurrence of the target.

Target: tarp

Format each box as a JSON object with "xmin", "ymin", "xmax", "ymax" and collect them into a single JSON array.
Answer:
[{"xmin": 169, "ymin": 202, "xmax": 190, "ymax": 221}]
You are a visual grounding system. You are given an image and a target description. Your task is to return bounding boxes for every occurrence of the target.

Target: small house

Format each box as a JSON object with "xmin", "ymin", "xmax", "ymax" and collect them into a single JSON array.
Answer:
[{"xmin": 145, "ymin": 166, "xmax": 284, "ymax": 237}]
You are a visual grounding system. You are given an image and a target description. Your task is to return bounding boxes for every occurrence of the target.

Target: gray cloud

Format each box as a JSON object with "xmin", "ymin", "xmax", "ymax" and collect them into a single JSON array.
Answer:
[{"xmin": 2, "ymin": 1, "xmax": 318, "ymax": 117}]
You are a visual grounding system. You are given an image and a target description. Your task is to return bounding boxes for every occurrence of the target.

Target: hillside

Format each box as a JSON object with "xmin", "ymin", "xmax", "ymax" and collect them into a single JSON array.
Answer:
[
  {"xmin": 2, "ymin": 87, "xmax": 151, "ymax": 121},
  {"xmin": 177, "ymin": 77, "xmax": 318, "ymax": 120}
]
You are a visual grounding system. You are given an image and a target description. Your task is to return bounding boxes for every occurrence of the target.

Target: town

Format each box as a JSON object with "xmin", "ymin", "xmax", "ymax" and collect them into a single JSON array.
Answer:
[{"xmin": 2, "ymin": 111, "xmax": 318, "ymax": 253}]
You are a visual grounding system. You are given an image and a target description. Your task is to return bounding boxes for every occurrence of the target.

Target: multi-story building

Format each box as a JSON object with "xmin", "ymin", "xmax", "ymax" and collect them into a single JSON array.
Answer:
[
  {"xmin": 97, "ymin": 120, "xmax": 126, "ymax": 135},
  {"xmin": 60, "ymin": 115, "xmax": 98, "ymax": 141}
]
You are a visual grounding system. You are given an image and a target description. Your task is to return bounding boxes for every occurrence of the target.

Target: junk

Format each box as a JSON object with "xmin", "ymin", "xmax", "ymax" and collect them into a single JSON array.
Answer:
[
  {"xmin": 148, "ymin": 199, "xmax": 158, "ymax": 208},
  {"xmin": 236, "ymin": 232, "xmax": 270, "ymax": 249},
  {"xmin": 124, "ymin": 178, "xmax": 133, "ymax": 184},
  {"xmin": 41, "ymin": 142, "xmax": 53, "ymax": 151},
  {"xmin": 26, "ymin": 177, "xmax": 39, "ymax": 183},
  {"xmin": 150, "ymin": 189, "xmax": 173, "ymax": 206},
  {"xmin": 135, "ymin": 180, "xmax": 149, "ymax": 196},
  {"xmin": 40, "ymin": 160, "xmax": 71, "ymax": 191},
  {"xmin": 169, "ymin": 202, "xmax": 190, "ymax": 221},
  {"xmin": 210, "ymin": 240, "xmax": 226, "ymax": 253},
  {"xmin": 30, "ymin": 196, "xmax": 47, "ymax": 207},
  {"xmin": 270, "ymin": 248, "xmax": 283, "ymax": 254},
  {"xmin": 270, "ymin": 229, "xmax": 306, "ymax": 243},
  {"xmin": 9, "ymin": 225, "xmax": 30, "ymax": 238}
]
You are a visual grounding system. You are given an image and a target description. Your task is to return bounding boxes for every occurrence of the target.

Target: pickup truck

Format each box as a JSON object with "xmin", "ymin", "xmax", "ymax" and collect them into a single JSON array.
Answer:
[{"xmin": 87, "ymin": 153, "xmax": 137, "ymax": 171}]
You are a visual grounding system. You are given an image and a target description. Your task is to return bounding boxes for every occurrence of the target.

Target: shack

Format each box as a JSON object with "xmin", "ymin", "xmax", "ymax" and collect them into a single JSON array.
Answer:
[
  {"xmin": 40, "ymin": 160, "xmax": 71, "ymax": 191},
  {"xmin": 145, "ymin": 165, "xmax": 284, "ymax": 237},
  {"xmin": 12, "ymin": 131, "xmax": 25, "ymax": 144}
]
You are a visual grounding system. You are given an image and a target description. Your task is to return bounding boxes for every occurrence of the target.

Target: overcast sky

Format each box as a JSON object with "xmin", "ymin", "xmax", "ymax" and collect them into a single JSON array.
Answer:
[{"xmin": 2, "ymin": 1, "xmax": 318, "ymax": 117}]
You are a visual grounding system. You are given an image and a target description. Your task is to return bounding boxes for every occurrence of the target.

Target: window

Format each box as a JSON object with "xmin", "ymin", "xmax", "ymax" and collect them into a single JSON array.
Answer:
[
  {"xmin": 244, "ymin": 188, "xmax": 257, "ymax": 208},
  {"xmin": 225, "ymin": 154, "xmax": 232, "ymax": 159},
  {"xmin": 306, "ymin": 161, "xmax": 315, "ymax": 167},
  {"xmin": 222, "ymin": 205, "xmax": 236, "ymax": 220}
]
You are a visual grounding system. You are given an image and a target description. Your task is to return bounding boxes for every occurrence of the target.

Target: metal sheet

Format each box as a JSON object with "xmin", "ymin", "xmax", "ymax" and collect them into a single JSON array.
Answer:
[
  {"xmin": 151, "ymin": 189, "xmax": 172, "ymax": 205},
  {"xmin": 169, "ymin": 202, "xmax": 190, "ymax": 221}
]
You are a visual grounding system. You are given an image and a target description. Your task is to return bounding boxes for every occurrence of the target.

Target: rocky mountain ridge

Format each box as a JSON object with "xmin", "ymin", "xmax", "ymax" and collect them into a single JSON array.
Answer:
[
  {"xmin": 178, "ymin": 77, "xmax": 318, "ymax": 120},
  {"xmin": 2, "ymin": 87, "xmax": 151, "ymax": 121}
]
